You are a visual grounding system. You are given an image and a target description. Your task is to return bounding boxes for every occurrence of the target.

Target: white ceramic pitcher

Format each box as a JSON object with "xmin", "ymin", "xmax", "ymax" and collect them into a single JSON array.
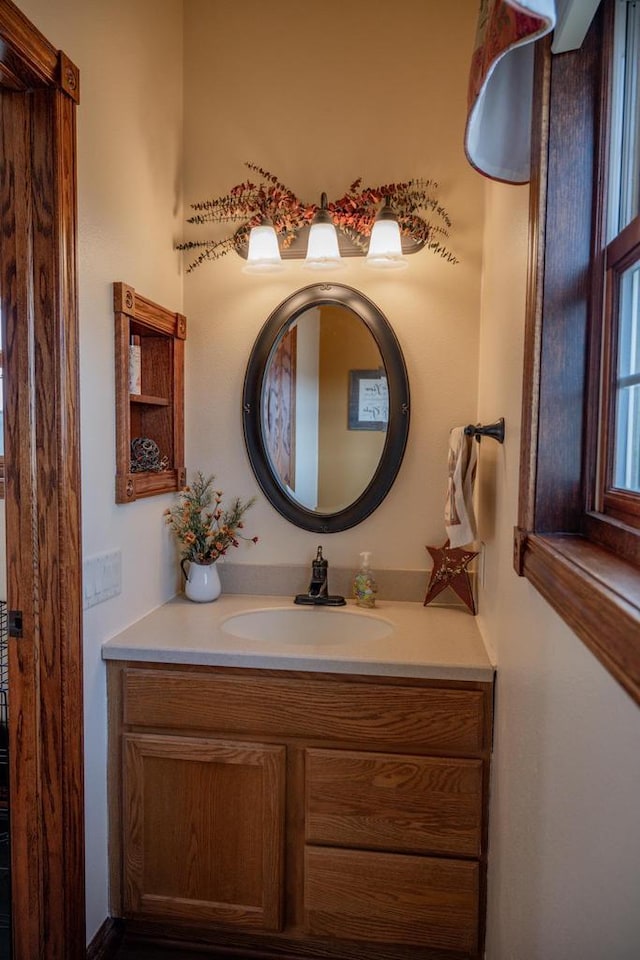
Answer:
[{"xmin": 180, "ymin": 559, "xmax": 222, "ymax": 603}]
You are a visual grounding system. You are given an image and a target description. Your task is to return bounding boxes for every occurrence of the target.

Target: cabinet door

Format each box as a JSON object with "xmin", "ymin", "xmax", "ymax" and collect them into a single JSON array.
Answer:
[{"xmin": 122, "ymin": 733, "xmax": 285, "ymax": 930}]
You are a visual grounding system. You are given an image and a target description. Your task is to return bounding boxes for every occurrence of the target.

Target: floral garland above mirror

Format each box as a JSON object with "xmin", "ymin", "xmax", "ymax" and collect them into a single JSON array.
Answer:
[{"xmin": 177, "ymin": 162, "xmax": 458, "ymax": 272}]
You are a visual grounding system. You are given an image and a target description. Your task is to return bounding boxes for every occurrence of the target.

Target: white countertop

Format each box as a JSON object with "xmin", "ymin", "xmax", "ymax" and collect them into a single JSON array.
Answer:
[{"xmin": 102, "ymin": 594, "xmax": 494, "ymax": 682}]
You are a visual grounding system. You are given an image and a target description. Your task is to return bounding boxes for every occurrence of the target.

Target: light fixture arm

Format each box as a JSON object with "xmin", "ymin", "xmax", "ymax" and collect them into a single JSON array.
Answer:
[
  {"xmin": 313, "ymin": 192, "xmax": 333, "ymax": 225},
  {"xmin": 376, "ymin": 196, "xmax": 397, "ymax": 221}
]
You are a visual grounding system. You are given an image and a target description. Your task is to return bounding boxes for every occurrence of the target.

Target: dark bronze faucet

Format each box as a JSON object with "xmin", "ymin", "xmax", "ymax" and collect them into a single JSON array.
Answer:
[{"xmin": 294, "ymin": 546, "xmax": 346, "ymax": 606}]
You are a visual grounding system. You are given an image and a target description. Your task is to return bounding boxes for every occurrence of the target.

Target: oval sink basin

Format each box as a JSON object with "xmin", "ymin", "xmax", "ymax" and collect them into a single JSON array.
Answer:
[{"xmin": 220, "ymin": 607, "xmax": 393, "ymax": 644}]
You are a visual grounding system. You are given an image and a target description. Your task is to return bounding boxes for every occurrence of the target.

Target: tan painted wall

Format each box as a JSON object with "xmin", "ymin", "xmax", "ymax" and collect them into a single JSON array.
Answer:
[
  {"xmin": 476, "ymin": 182, "xmax": 640, "ymax": 958},
  {"xmin": 317, "ymin": 306, "xmax": 385, "ymax": 512},
  {"xmin": 8, "ymin": 0, "xmax": 184, "ymax": 941},
  {"xmin": 183, "ymin": 0, "xmax": 484, "ymax": 571}
]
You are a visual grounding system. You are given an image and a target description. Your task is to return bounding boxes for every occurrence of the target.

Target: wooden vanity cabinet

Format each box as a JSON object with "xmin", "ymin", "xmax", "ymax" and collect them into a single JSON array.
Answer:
[{"xmin": 108, "ymin": 663, "xmax": 493, "ymax": 960}]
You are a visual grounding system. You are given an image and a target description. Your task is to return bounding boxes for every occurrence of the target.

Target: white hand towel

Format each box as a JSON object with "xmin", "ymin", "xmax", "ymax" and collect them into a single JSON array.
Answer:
[{"xmin": 445, "ymin": 427, "xmax": 478, "ymax": 548}]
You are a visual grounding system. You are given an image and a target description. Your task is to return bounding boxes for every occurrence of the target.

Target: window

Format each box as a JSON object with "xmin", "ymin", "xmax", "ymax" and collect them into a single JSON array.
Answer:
[
  {"xmin": 603, "ymin": 235, "xmax": 640, "ymax": 513},
  {"xmin": 516, "ymin": 0, "xmax": 640, "ymax": 706},
  {"xmin": 600, "ymin": 0, "xmax": 640, "ymax": 526},
  {"xmin": 614, "ymin": 265, "xmax": 640, "ymax": 493},
  {"xmin": 607, "ymin": 1, "xmax": 640, "ymax": 238}
]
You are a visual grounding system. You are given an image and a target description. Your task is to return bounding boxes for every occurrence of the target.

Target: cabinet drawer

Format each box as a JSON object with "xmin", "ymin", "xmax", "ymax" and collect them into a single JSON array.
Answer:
[
  {"xmin": 123, "ymin": 669, "xmax": 488, "ymax": 754},
  {"xmin": 304, "ymin": 846, "xmax": 478, "ymax": 953},
  {"xmin": 305, "ymin": 749, "xmax": 483, "ymax": 857}
]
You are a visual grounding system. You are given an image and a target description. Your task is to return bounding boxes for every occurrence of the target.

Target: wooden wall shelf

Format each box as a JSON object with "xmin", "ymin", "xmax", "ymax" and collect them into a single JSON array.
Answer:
[
  {"xmin": 114, "ymin": 282, "xmax": 186, "ymax": 503},
  {"xmin": 130, "ymin": 394, "xmax": 169, "ymax": 407}
]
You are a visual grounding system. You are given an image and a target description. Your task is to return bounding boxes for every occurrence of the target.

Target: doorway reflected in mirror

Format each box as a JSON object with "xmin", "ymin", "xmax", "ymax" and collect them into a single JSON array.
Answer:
[{"xmin": 263, "ymin": 324, "xmax": 296, "ymax": 492}]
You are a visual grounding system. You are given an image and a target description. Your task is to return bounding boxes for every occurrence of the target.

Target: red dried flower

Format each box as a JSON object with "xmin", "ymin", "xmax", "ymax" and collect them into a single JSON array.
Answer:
[{"xmin": 176, "ymin": 163, "xmax": 458, "ymax": 271}]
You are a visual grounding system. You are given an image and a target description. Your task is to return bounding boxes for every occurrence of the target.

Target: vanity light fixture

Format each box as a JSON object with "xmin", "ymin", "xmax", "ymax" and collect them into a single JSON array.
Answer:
[
  {"xmin": 176, "ymin": 163, "xmax": 459, "ymax": 273},
  {"xmin": 303, "ymin": 193, "xmax": 344, "ymax": 271},
  {"xmin": 365, "ymin": 198, "xmax": 408, "ymax": 270},
  {"xmin": 243, "ymin": 217, "xmax": 285, "ymax": 274}
]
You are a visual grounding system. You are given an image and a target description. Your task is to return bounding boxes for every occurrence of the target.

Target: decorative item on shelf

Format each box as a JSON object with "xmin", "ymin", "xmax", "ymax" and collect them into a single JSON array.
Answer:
[
  {"xmin": 128, "ymin": 335, "xmax": 141, "ymax": 394},
  {"xmin": 164, "ymin": 472, "xmax": 258, "ymax": 603},
  {"xmin": 176, "ymin": 162, "xmax": 458, "ymax": 273},
  {"xmin": 424, "ymin": 541, "xmax": 478, "ymax": 615},
  {"xmin": 130, "ymin": 437, "xmax": 169, "ymax": 474}
]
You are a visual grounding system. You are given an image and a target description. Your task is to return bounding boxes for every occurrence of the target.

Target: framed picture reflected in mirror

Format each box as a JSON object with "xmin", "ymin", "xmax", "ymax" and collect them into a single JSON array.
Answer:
[{"xmin": 348, "ymin": 368, "xmax": 388, "ymax": 431}]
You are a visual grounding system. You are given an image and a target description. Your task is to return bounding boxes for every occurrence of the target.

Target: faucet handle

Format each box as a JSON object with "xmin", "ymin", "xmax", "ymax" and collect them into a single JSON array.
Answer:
[
  {"xmin": 312, "ymin": 545, "xmax": 328, "ymax": 578},
  {"xmin": 294, "ymin": 542, "xmax": 345, "ymax": 606}
]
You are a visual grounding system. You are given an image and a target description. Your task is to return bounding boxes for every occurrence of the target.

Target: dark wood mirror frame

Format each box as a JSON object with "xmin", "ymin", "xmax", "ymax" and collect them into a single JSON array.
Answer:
[{"xmin": 243, "ymin": 283, "xmax": 410, "ymax": 533}]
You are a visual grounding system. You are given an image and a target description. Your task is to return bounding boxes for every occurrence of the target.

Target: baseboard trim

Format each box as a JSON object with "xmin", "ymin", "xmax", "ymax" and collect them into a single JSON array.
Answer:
[
  {"xmin": 86, "ymin": 917, "xmax": 126, "ymax": 960},
  {"xmin": 124, "ymin": 920, "xmax": 468, "ymax": 960}
]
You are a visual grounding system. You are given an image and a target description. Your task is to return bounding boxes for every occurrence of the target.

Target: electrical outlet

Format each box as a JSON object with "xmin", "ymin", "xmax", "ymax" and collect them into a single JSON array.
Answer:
[{"xmin": 83, "ymin": 549, "xmax": 122, "ymax": 609}]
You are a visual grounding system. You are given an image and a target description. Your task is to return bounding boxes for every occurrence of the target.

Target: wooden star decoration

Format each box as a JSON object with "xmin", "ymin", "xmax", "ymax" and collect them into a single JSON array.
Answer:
[{"xmin": 424, "ymin": 541, "xmax": 478, "ymax": 614}]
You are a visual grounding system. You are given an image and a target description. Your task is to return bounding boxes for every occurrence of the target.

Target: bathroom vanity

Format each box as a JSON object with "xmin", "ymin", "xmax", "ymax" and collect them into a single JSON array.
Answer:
[{"xmin": 104, "ymin": 596, "xmax": 494, "ymax": 960}]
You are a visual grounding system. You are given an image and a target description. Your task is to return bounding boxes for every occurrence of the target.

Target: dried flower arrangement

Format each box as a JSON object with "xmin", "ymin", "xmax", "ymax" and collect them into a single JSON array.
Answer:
[
  {"xmin": 176, "ymin": 162, "xmax": 458, "ymax": 272},
  {"xmin": 164, "ymin": 471, "xmax": 258, "ymax": 565}
]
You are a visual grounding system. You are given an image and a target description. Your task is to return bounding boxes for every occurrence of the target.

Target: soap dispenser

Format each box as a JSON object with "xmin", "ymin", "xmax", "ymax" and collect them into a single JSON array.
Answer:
[{"xmin": 353, "ymin": 552, "xmax": 378, "ymax": 608}]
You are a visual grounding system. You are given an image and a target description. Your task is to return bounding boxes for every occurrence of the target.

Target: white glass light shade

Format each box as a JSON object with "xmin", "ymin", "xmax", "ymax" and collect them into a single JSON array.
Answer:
[
  {"xmin": 366, "ymin": 216, "xmax": 408, "ymax": 270},
  {"xmin": 243, "ymin": 222, "xmax": 285, "ymax": 274},
  {"xmin": 304, "ymin": 222, "xmax": 343, "ymax": 270}
]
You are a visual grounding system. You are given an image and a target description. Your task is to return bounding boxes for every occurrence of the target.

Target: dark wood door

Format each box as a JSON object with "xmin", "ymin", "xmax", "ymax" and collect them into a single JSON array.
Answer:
[{"xmin": 0, "ymin": 2, "xmax": 85, "ymax": 958}]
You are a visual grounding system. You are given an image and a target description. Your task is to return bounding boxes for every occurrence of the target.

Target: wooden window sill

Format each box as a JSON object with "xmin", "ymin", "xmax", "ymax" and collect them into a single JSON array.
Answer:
[{"xmin": 520, "ymin": 532, "xmax": 640, "ymax": 704}]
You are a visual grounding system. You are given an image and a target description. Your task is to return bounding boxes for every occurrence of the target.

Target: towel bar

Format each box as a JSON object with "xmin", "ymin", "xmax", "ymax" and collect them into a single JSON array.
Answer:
[{"xmin": 463, "ymin": 418, "xmax": 505, "ymax": 443}]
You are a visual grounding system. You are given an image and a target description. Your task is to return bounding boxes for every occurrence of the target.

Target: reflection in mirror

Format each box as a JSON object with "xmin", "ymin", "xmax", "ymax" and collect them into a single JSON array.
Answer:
[
  {"xmin": 262, "ymin": 305, "xmax": 386, "ymax": 514},
  {"xmin": 243, "ymin": 284, "xmax": 410, "ymax": 533}
]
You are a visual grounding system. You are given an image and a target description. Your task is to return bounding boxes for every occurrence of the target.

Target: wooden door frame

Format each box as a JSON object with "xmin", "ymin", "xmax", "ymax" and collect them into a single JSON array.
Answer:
[{"xmin": 0, "ymin": 1, "xmax": 85, "ymax": 957}]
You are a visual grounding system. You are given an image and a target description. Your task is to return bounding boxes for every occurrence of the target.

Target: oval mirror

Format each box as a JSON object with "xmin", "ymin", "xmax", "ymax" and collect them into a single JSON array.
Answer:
[{"xmin": 243, "ymin": 284, "xmax": 410, "ymax": 533}]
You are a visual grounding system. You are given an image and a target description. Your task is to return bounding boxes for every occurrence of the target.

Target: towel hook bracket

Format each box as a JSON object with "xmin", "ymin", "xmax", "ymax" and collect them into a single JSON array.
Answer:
[{"xmin": 464, "ymin": 417, "xmax": 505, "ymax": 444}]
